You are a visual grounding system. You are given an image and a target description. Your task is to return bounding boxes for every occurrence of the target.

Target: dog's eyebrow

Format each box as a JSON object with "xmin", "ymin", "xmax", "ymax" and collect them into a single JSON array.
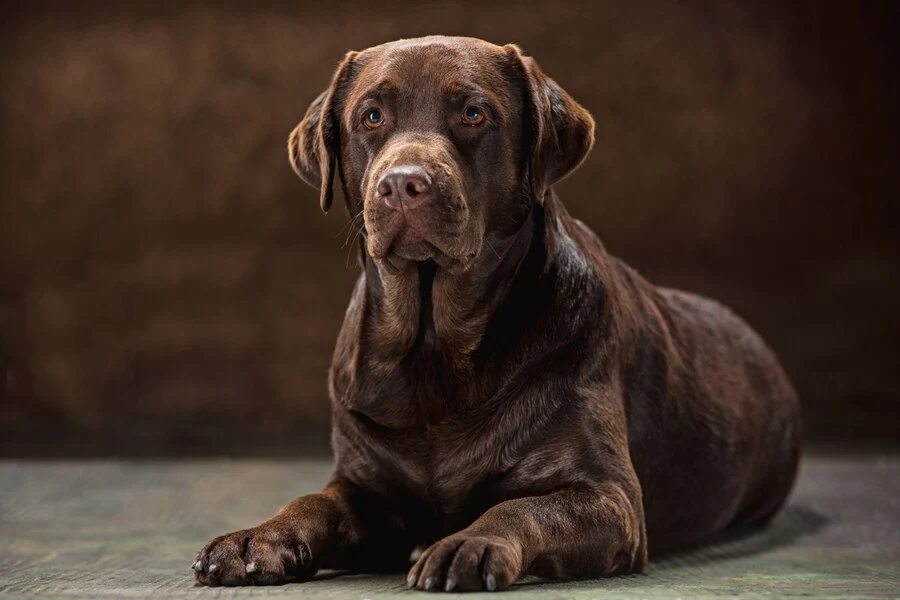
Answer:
[
  {"xmin": 358, "ymin": 79, "xmax": 400, "ymax": 102},
  {"xmin": 443, "ymin": 82, "xmax": 503, "ymax": 109}
]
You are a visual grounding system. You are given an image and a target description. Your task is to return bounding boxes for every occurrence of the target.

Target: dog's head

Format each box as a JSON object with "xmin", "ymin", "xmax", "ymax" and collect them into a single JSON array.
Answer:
[{"xmin": 289, "ymin": 36, "xmax": 594, "ymax": 273}]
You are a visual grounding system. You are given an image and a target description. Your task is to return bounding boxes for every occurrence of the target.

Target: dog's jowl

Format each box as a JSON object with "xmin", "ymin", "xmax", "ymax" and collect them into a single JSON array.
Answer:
[{"xmin": 193, "ymin": 36, "xmax": 801, "ymax": 592}]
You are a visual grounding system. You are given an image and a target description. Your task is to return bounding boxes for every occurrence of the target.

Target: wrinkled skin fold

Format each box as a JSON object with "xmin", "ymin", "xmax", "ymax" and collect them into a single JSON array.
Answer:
[{"xmin": 194, "ymin": 36, "xmax": 801, "ymax": 592}]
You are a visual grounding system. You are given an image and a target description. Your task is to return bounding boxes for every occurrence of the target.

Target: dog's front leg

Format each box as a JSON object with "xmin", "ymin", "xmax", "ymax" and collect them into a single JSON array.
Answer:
[
  {"xmin": 407, "ymin": 482, "xmax": 647, "ymax": 592},
  {"xmin": 193, "ymin": 478, "xmax": 410, "ymax": 586}
]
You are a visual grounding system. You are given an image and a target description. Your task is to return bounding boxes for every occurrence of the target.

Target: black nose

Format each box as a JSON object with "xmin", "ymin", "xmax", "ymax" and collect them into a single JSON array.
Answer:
[{"xmin": 376, "ymin": 165, "xmax": 433, "ymax": 210}]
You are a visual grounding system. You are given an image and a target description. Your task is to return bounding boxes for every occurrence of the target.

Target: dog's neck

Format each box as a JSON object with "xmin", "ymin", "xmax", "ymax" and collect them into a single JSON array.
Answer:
[{"xmin": 361, "ymin": 206, "xmax": 540, "ymax": 371}]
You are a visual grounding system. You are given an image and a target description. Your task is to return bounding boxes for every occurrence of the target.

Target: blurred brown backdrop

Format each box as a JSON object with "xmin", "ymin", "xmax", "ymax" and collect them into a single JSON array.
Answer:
[{"xmin": 1, "ymin": 1, "xmax": 898, "ymax": 456}]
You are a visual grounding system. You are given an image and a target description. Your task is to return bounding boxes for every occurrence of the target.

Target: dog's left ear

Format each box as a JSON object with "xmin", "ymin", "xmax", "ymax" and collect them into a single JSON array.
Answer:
[
  {"xmin": 288, "ymin": 51, "xmax": 358, "ymax": 213},
  {"xmin": 505, "ymin": 44, "xmax": 595, "ymax": 204}
]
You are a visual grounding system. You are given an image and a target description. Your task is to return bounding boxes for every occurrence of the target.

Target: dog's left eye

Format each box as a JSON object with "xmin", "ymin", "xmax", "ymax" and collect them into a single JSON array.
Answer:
[
  {"xmin": 363, "ymin": 109, "xmax": 384, "ymax": 129},
  {"xmin": 461, "ymin": 106, "xmax": 485, "ymax": 126}
]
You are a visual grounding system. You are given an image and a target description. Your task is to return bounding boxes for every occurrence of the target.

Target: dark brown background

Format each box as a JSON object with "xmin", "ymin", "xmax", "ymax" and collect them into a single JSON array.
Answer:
[{"xmin": 1, "ymin": 1, "xmax": 898, "ymax": 456}]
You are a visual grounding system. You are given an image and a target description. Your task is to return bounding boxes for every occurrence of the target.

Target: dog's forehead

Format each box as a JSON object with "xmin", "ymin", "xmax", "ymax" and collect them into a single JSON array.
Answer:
[{"xmin": 349, "ymin": 37, "xmax": 516, "ymax": 105}]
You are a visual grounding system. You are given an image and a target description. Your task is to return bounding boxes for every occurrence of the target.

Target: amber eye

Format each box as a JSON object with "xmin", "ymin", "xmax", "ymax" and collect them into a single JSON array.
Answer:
[
  {"xmin": 363, "ymin": 109, "xmax": 384, "ymax": 129},
  {"xmin": 462, "ymin": 106, "xmax": 485, "ymax": 126}
]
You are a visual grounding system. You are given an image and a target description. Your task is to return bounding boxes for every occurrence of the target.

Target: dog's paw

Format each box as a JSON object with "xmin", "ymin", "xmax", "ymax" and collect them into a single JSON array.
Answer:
[
  {"xmin": 192, "ymin": 526, "xmax": 314, "ymax": 586},
  {"xmin": 406, "ymin": 533, "xmax": 522, "ymax": 592}
]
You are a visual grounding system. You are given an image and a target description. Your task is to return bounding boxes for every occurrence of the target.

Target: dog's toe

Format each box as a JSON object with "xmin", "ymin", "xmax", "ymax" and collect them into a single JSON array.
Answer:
[
  {"xmin": 193, "ymin": 527, "xmax": 314, "ymax": 587},
  {"xmin": 407, "ymin": 534, "xmax": 521, "ymax": 592}
]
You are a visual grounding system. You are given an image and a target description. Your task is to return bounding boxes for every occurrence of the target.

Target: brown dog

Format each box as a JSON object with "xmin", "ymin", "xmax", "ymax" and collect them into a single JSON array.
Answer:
[{"xmin": 192, "ymin": 36, "xmax": 801, "ymax": 591}]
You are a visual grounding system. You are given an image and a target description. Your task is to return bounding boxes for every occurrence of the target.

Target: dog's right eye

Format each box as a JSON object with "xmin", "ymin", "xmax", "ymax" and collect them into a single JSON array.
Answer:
[
  {"xmin": 363, "ymin": 109, "xmax": 384, "ymax": 129},
  {"xmin": 461, "ymin": 105, "xmax": 485, "ymax": 127}
]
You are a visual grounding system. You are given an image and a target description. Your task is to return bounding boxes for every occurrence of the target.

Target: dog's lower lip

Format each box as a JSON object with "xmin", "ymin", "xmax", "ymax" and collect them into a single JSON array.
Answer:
[{"xmin": 381, "ymin": 251, "xmax": 407, "ymax": 274}]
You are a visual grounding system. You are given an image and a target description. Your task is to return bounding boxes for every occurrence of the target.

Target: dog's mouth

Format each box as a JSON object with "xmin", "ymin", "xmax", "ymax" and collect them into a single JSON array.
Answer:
[
  {"xmin": 382, "ymin": 237, "xmax": 472, "ymax": 275},
  {"xmin": 369, "ymin": 212, "xmax": 477, "ymax": 275}
]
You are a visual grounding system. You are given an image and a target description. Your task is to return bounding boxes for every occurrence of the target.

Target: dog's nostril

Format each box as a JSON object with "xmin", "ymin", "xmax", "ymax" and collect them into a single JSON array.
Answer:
[
  {"xmin": 404, "ymin": 173, "xmax": 432, "ymax": 199},
  {"xmin": 378, "ymin": 166, "xmax": 432, "ymax": 208}
]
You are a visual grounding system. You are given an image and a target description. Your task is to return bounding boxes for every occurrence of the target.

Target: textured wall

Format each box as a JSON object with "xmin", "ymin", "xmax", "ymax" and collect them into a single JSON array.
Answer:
[{"xmin": 1, "ymin": 1, "xmax": 898, "ymax": 454}]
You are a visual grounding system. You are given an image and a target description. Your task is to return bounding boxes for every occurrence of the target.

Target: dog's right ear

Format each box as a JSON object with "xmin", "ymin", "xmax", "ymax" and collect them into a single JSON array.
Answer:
[{"xmin": 288, "ymin": 51, "xmax": 358, "ymax": 213}]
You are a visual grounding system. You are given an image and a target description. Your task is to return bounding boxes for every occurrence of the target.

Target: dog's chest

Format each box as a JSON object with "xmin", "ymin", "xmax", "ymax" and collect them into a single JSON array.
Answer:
[
  {"xmin": 390, "ymin": 428, "xmax": 508, "ymax": 532},
  {"xmin": 336, "ymin": 350, "xmax": 529, "ymax": 528},
  {"xmin": 377, "ymin": 377, "xmax": 495, "ymax": 491}
]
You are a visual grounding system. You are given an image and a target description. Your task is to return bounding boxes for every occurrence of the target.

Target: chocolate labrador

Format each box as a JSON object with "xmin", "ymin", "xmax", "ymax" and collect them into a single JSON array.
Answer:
[{"xmin": 192, "ymin": 36, "xmax": 801, "ymax": 591}]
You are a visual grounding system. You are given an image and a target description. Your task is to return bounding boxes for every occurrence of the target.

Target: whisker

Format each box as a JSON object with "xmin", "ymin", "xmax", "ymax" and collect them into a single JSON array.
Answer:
[
  {"xmin": 336, "ymin": 209, "xmax": 364, "ymax": 241},
  {"xmin": 346, "ymin": 227, "xmax": 364, "ymax": 269},
  {"xmin": 486, "ymin": 239, "xmax": 501, "ymax": 260},
  {"xmin": 342, "ymin": 210, "xmax": 365, "ymax": 249}
]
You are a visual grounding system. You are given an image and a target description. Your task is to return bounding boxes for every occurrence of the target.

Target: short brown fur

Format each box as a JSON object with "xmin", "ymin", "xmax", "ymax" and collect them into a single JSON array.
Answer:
[{"xmin": 194, "ymin": 36, "xmax": 801, "ymax": 592}]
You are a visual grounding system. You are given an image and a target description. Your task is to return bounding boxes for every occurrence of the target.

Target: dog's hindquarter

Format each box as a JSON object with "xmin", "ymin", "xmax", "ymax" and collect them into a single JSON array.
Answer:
[{"xmin": 613, "ymin": 266, "xmax": 802, "ymax": 553}]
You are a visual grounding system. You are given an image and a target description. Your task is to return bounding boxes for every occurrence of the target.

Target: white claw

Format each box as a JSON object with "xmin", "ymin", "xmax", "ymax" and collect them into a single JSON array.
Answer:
[
  {"xmin": 485, "ymin": 573, "xmax": 496, "ymax": 591},
  {"xmin": 245, "ymin": 562, "xmax": 257, "ymax": 574}
]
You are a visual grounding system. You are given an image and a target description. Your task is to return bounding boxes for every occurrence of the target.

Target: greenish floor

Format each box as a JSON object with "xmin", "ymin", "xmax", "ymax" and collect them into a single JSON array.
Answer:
[{"xmin": 1, "ymin": 454, "xmax": 898, "ymax": 599}]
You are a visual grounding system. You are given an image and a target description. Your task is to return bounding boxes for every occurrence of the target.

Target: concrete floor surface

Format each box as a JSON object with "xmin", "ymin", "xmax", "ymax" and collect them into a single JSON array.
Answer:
[{"xmin": 1, "ymin": 454, "xmax": 898, "ymax": 598}]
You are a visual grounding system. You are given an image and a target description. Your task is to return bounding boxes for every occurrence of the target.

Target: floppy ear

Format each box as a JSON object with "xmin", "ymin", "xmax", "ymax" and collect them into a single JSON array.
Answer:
[
  {"xmin": 288, "ymin": 51, "xmax": 358, "ymax": 213},
  {"xmin": 505, "ymin": 44, "xmax": 595, "ymax": 204}
]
